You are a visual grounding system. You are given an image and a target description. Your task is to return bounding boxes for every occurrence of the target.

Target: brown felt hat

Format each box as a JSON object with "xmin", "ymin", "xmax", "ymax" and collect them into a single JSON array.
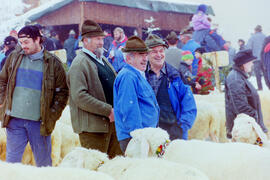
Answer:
[
  {"xmin": 122, "ymin": 36, "xmax": 149, "ymax": 53},
  {"xmin": 166, "ymin": 31, "xmax": 178, "ymax": 41},
  {"xmin": 145, "ymin": 34, "xmax": 168, "ymax": 48},
  {"xmin": 81, "ymin": 19, "xmax": 105, "ymax": 38}
]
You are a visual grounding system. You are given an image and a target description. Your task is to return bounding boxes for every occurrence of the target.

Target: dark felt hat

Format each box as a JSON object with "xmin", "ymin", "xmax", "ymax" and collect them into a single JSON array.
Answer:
[
  {"xmin": 81, "ymin": 19, "xmax": 105, "ymax": 38},
  {"xmin": 166, "ymin": 31, "xmax": 178, "ymax": 41},
  {"xmin": 122, "ymin": 36, "xmax": 149, "ymax": 53},
  {"xmin": 145, "ymin": 34, "xmax": 168, "ymax": 48},
  {"xmin": 233, "ymin": 49, "xmax": 257, "ymax": 66}
]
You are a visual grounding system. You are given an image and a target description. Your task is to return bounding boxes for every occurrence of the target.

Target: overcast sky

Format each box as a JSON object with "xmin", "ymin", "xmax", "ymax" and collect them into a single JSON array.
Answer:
[{"xmin": 156, "ymin": 0, "xmax": 270, "ymax": 49}]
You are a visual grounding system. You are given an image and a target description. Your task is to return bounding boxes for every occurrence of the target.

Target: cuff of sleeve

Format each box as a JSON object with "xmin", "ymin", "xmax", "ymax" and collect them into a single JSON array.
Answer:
[{"xmin": 181, "ymin": 124, "xmax": 189, "ymax": 132}]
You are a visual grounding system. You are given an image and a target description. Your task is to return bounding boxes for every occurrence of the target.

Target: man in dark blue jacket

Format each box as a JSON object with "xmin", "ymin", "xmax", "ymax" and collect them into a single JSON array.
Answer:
[
  {"xmin": 0, "ymin": 36, "xmax": 17, "ymax": 71},
  {"xmin": 145, "ymin": 34, "xmax": 197, "ymax": 140}
]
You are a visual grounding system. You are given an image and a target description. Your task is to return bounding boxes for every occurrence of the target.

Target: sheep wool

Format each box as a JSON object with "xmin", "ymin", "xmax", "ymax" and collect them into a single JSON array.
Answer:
[
  {"xmin": 0, "ymin": 160, "xmax": 114, "ymax": 180},
  {"xmin": 127, "ymin": 128, "xmax": 270, "ymax": 180},
  {"xmin": 98, "ymin": 157, "xmax": 210, "ymax": 180}
]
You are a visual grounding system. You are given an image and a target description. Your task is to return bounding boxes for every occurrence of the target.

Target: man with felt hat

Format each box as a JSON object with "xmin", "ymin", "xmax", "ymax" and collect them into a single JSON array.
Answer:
[
  {"xmin": 145, "ymin": 34, "xmax": 197, "ymax": 141},
  {"xmin": 225, "ymin": 49, "xmax": 268, "ymax": 139},
  {"xmin": 0, "ymin": 25, "xmax": 68, "ymax": 166},
  {"xmin": 113, "ymin": 35, "xmax": 160, "ymax": 153},
  {"xmin": 67, "ymin": 19, "xmax": 122, "ymax": 158},
  {"xmin": 165, "ymin": 31, "xmax": 183, "ymax": 69}
]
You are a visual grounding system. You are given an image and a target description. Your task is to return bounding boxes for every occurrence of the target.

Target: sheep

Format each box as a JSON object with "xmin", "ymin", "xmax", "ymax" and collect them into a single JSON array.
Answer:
[
  {"xmin": 99, "ymin": 156, "xmax": 210, "ymax": 180},
  {"xmin": 126, "ymin": 127, "xmax": 270, "ymax": 180},
  {"xmin": 258, "ymin": 90, "xmax": 270, "ymax": 131},
  {"xmin": 0, "ymin": 160, "xmax": 114, "ymax": 180},
  {"xmin": 232, "ymin": 113, "xmax": 269, "ymax": 148},
  {"xmin": 58, "ymin": 105, "xmax": 72, "ymax": 126},
  {"xmin": 193, "ymin": 93, "xmax": 228, "ymax": 143},
  {"xmin": 189, "ymin": 100, "xmax": 220, "ymax": 142},
  {"xmin": 59, "ymin": 147, "xmax": 109, "ymax": 170},
  {"xmin": 60, "ymin": 147, "xmax": 210, "ymax": 180}
]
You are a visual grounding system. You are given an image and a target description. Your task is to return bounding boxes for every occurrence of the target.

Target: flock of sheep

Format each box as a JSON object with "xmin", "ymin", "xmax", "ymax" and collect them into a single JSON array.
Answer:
[{"xmin": 0, "ymin": 89, "xmax": 270, "ymax": 180}]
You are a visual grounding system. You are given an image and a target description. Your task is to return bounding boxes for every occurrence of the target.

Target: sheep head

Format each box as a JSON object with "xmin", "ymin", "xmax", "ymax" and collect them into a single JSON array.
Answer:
[
  {"xmin": 125, "ymin": 127, "xmax": 170, "ymax": 158},
  {"xmin": 232, "ymin": 114, "xmax": 267, "ymax": 145},
  {"xmin": 59, "ymin": 147, "xmax": 109, "ymax": 170}
]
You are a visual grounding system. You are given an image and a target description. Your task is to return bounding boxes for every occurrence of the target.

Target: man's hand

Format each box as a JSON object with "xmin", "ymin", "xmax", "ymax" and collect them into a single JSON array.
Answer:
[
  {"xmin": 108, "ymin": 108, "xmax": 115, "ymax": 123},
  {"xmin": 0, "ymin": 104, "xmax": 3, "ymax": 108}
]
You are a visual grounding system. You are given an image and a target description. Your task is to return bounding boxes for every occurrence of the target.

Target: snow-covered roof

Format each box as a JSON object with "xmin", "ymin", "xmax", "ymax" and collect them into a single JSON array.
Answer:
[
  {"xmin": 27, "ymin": 0, "xmax": 214, "ymax": 22},
  {"xmin": 28, "ymin": 0, "xmax": 73, "ymax": 22},
  {"xmin": 79, "ymin": 0, "xmax": 215, "ymax": 15}
]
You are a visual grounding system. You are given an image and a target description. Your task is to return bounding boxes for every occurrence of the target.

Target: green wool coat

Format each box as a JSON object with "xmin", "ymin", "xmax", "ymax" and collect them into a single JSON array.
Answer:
[{"xmin": 67, "ymin": 51, "xmax": 116, "ymax": 134}]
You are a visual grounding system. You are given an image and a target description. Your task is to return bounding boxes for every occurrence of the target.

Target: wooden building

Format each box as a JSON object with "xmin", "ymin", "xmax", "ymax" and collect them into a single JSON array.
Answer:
[{"xmin": 27, "ymin": 0, "xmax": 214, "ymax": 42}]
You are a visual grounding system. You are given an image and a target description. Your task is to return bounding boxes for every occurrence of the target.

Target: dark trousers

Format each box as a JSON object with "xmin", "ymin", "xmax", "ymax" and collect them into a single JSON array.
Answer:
[
  {"xmin": 119, "ymin": 138, "xmax": 132, "ymax": 153},
  {"xmin": 254, "ymin": 60, "xmax": 263, "ymax": 90},
  {"xmin": 79, "ymin": 123, "xmax": 122, "ymax": 159},
  {"xmin": 159, "ymin": 122, "xmax": 183, "ymax": 140}
]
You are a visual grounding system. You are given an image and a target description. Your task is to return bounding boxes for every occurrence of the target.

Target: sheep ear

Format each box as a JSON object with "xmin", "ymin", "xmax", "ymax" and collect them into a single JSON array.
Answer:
[
  {"xmin": 250, "ymin": 120, "xmax": 268, "ymax": 143},
  {"xmin": 125, "ymin": 136, "xmax": 150, "ymax": 158}
]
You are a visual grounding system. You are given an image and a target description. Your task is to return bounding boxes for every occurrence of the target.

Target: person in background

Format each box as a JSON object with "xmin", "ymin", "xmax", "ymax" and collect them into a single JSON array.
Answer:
[
  {"xmin": 165, "ymin": 31, "xmax": 183, "ymax": 69},
  {"xmin": 113, "ymin": 36, "xmax": 159, "ymax": 153},
  {"xmin": 51, "ymin": 31, "xmax": 63, "ymax": 50},
  {"xmin": 0, "ymin": 36, "xmax": 17, "ymax": 70},
  {"xmin": 191, "ymin": 4, "xmax": 211, "ymax": 45},
  {"xmin": 145, "ymin": 34, "xmax": 197, "ymax": 140},
  {"xmin": 0, "ymin": 25, "xmax": 68, "ymax": 166},
  {"xmin": 179, "ymin": 50, "xmax": 203, "ymax": 93},
  {"xmin": 260, "ymin": 36, "xmax": 270, "ymax": 89},
  {"xmin": 64, "ymin": 29, "xmax": 77, "ymax": 67},
  {"xmin": 194, "ymin": 47, "xmax": 214, "ymax": 95},
  {"xmin": 179, "ymin": 27, "xmax": 200, "ymax": 76},
  {"xmin": 246, "ymin": 25, "xmax": 266, "ymax": 90},
  {"xmin": 103, "ymin": 29, "xmax": 113, "ymax": 57},
  {"xmin": 226, "ymin": 41, "xmax": 236, "ymax": 66},
  {"xmin": 238, "ymin": 39, "xmax": 246, "ymax": 51},
  {"xmin": 107, "ymin": 27, "xmax": 128, "ymax": 72},
  {"xmin": 67, "ymin": 20, "xmax": 122, "ymax": 158},
  {"xmin": 225, "ymin": 49, "xmax": 268, "ymax": 138}
]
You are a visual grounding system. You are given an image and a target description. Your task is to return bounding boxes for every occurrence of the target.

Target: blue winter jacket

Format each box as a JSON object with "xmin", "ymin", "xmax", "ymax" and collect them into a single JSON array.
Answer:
[
  {"xmin": 107, "ymin": 39, "xmax": 127, "ymax": 72},
  {"xmin": 165, "ymin": 63, "xmax": 197, "ymax": 139},
  {"xmin": 182, "ymin": 39, "xmax": 200, "ymax": 76},
  {"xmin": 113, "ymin": 64, "xmax": 160, "ymax": 141}
]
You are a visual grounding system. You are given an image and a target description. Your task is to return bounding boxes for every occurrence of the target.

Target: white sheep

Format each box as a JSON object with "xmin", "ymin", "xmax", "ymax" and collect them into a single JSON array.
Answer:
[
  {"xmin": 0, "ymin": 160, "xmax": 114, "ymax": 180},
  {"xmin": 126, "ymin": 127, "xmax": 270, "ymax": 180},
  {"xmin": 60, "ymin": 147, "xmax": 210, "ymax": 180},
  {"xmin": 193, "ymin": 93, "xmax": 228, "ymax": 142},
  {"xmin": 232, "ymin": 113, "xmax": 269, "ymax": 148}
]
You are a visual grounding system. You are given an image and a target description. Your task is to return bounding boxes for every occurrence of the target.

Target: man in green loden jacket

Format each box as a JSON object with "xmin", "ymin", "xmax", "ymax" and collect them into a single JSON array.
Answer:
[
  {"xmin": 67, "ymin": 19, "xmax": 122, "ymax": 158},
  {"xmin": 0, "ymin": 25, "xmax": 68, "ymax": 166}
]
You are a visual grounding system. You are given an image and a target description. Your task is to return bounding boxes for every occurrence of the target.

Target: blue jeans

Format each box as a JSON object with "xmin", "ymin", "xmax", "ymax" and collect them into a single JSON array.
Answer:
[{"xmin": 6, "ymin": 118, "xmax": 52, "ymax": 167}]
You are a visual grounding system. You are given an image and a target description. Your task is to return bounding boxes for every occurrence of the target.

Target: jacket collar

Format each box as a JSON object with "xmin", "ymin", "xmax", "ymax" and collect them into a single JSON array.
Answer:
[{"xmin": 232, "ymin": 64, "xmax": 249, "ymax": 79}]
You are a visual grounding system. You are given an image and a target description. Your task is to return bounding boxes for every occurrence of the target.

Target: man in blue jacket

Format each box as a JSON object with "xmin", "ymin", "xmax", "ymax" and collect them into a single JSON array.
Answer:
[
  {"xmin": 114, "ymin": 36, "xmax": 160, "ymax": 153},
  {"xmin": 145, "ymin": 34, "xmax": 197, "ymax": 140}
]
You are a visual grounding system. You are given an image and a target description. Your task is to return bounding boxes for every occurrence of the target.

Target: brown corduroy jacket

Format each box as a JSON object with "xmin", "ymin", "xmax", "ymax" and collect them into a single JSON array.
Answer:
[{"xmin": 0, "ymin": 47, "xmax": 69, "ymax": 136}]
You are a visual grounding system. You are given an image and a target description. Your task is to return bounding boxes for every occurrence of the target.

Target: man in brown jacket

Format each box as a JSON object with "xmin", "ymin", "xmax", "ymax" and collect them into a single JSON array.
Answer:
[
  {"xmin": 0, "ymin": 25, "xmax": 68, "ymax": 166},
  {"xmin": 67, "ymin": 19, "xmax": 122, "ymax": 158}
]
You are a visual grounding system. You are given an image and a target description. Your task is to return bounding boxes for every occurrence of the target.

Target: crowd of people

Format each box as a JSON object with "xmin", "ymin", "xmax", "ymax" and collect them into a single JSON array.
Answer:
[{"xmin": 0, "ymin": 3, "xmax": 269, "ymax": 167}]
